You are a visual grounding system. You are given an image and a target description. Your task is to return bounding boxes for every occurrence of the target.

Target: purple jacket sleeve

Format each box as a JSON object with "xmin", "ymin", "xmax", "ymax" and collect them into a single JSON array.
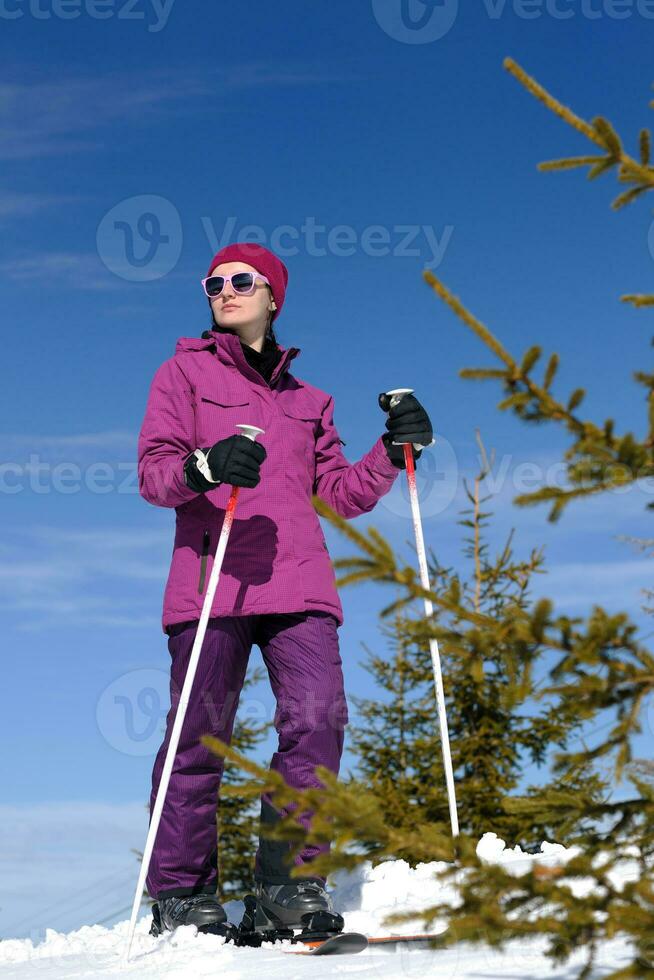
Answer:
[
  {"xmin": 313, "ymin": 395, "xmax": 399, "ymax": 518},
  {"xmin": 137, "ymin": 358, "xmax": 199, "ymax": 509}
]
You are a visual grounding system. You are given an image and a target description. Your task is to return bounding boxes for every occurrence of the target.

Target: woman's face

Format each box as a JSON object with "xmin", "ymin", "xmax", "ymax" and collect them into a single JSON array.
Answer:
[{"xmin": 208, "ymin": 261, "xmax": 273, "ymax": 331}]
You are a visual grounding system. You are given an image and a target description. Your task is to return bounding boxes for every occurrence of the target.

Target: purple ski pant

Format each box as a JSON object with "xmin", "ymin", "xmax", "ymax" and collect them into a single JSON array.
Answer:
[{"xmin": 146, "ymin": 611, "xmax": 348, "ymax": 899}]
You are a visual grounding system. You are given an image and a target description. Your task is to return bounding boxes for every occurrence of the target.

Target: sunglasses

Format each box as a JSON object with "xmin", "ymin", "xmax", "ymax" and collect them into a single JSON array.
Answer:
[{"xmin": 201, "ymin": 271, "xmax": 271, "ymax": 299}]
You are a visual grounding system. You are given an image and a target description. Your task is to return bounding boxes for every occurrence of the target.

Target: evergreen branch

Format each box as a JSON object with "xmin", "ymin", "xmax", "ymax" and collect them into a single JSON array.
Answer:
[
  {"xmin": 422, "ymin": 265, "xmax": 654, "ymax": 517},
  {"xmin": 587, "ymin": 156, "xmax": 617, "ymax": 180},
  {"xmin": 640, "ymin": 128, "xmax": 651, "ymax": 166},
  {"xmin": 621, "ymin": 294, "xmax": 654, "ymax": 307},
  {"xmin": 503, "ymin": 58, "xmax": 654, "ymax": 209},
  {"xmin": 423, "ymin": 267, "xmax": 584, "ymax": 430},
  {"xmin": 613, "ymin": 185, "xmax": 650, "ymax": 210},
  {"xmin": 459, "ymin": 367, "xmax": 508, "ymax": 380},
  {"xmin": 512, "ymin": 483, "xmax": 621, "ymax": 523},
  {"xmin": 503, "ymin": 58, "xmax": 602, "ymax": 147},
  {"xmin": 311, "ymin": 496, "xmax": 378, "ymax": 556},
  {"xmin": 592, "ymin": 116, "xmax": 622, "ymax": 159},
  {"xmin": 422, "ymin": 269, "xmax": 515, "ymax": 369},
  {"xmin": 538, "ymin": 155, "xmax": 607, "ymax": 172}
]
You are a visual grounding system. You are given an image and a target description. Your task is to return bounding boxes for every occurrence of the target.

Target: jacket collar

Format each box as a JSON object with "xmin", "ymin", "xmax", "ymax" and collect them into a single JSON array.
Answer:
[{"xmin": 175, "ymin": 330, "xmax": 301, "ymax": 389}]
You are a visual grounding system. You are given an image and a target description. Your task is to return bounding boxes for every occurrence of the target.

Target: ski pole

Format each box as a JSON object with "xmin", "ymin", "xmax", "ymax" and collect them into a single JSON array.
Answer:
[
  {"xmin": 124, "ymin": 423, "xmax": 265, "ymax": 962},
  {"xmin": 381, "ymin": 389, "xmax": 459, "ymax": 838}
]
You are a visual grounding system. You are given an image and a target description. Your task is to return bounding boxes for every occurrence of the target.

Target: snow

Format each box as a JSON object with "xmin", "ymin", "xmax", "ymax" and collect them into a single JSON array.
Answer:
[{"xmin": 0, "ymin": 834, "xmax": 635, "ymax": 979}]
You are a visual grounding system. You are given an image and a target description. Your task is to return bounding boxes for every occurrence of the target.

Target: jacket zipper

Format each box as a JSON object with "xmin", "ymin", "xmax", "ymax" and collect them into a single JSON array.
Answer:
[{"xmin": 198, "ymin": 529, "xmax": 210, "ymax": 594}]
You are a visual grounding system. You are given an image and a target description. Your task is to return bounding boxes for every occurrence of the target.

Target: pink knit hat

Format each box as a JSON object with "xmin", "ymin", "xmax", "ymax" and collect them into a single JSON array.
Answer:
[{"xmin": 206, "ymin": 242, "xmax": 289, "ymax": 321}]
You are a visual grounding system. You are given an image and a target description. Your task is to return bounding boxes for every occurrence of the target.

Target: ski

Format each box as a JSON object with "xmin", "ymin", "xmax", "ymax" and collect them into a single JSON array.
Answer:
[
  {"xmin": 279, "ymin": 930, "xmax": 441, "ymax": 955},
  {"xmin": 289, "ymin": 931, "xmax": 441, "ymax": 954},
  {"xmin": 286, "ymin": 932, "xmax": 369, "ymax": 955},
  {"xmin": 367, "ymin": 931, "xmax": 441, "ymax": 948}
]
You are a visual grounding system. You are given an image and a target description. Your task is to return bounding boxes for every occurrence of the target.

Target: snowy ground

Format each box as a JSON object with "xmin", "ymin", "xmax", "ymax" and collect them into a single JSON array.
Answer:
[{"xmin": 0, "ymin": 834, "xmax": 637, "ymax": 979}]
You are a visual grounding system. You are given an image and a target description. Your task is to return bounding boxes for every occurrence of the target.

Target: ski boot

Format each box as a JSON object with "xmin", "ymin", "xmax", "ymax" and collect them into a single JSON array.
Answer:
[
  {"xmin": 149, "ymin": 894, "xmax": 230, "ymax": 937},
  {"xmin": 236, "ymin": 880, "xmax": 345, "ymax": 945}
]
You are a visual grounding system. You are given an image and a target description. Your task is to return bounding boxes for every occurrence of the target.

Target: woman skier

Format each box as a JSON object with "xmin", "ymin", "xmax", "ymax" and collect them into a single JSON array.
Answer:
[{"xmin": 137, "ymin": 241, "xmax": 434, "ymax": 936}]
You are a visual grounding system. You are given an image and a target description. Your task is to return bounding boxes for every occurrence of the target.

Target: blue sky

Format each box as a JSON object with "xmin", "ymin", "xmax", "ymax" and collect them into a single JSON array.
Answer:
[{"xmin": 2, "ymin": 0, "xmax": 653, "ymax": 939}]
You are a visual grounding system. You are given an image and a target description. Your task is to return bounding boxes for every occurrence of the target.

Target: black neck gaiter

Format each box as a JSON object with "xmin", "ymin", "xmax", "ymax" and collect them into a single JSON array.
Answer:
[{"xmin": 203, "ymin": 326, "xmax": 284, "ymax": 383}]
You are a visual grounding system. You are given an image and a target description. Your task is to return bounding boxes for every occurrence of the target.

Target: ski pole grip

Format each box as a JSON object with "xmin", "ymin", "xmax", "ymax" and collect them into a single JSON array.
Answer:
[
  {"xmin": 235, "ymin": 423, "xmax": 265, "ymax": 442},
  {"xmin": 378, "ymin": 387, "xmax": 413, "ymax": 414},
  {"xmin": 378, "ymin": 388, "xmax": 434, "ymax": 451}
]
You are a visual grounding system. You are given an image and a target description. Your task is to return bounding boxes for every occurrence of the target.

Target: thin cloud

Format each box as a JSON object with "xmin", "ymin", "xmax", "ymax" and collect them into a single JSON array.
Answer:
[
  {"xmin": 0, "ymin": 72, "xmax": 207, "ymax": 160},
  {"xmin": 0, "ymin": 252, "xmax": 127, "ymax": 290},
  {"xmin": 2, "ymin": 430, "xmax": 137, "ymax": 451},
  {"xmin": 219, "ymin": 61, "xmax": 360, "ymax": 90},
  {"xmin": 0, "ymin": 191, "xmax": 82, "ymax": 218},
  {"xmin": 0, "ymin": 251, "xmax": 192, "ymax": 289},
  {"xmin": 0, "ymin": 62, "xmax": 358, "ymax": 161},
  {"xmin": 0, "ymin": 525, "xmax": 171, "ymax": 630}
]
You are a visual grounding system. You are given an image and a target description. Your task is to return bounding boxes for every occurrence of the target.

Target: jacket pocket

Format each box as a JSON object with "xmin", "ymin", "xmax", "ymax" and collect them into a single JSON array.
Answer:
[
  {"xmin": 279, "ymin": 401, "xmax": 321, "ymax": 476},
  {"xmin": 199, "ymin": 393, "xmax": 250, "ymax": 408},
  {"xmin": 196, "ymin": 389, "xmax": 251, "ymax": 447},
  {"xmin": 198, "ymin": 528, "xmax": 210, "ymax": 594}
]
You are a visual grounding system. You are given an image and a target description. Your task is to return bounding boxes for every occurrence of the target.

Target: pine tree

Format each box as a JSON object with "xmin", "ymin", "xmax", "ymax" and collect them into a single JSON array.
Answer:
[{"xmin": 349, "ymin": 431, "xmax": 606, "ymax": 846}]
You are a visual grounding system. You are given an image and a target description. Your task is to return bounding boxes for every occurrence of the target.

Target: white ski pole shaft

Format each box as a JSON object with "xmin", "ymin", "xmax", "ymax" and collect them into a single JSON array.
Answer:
[
  {"xmin": 124, "ymin": 424, "xmax": 265, "ymax": 962},
  {"xmin": 385, "ymin": 389, "xmax": 459, "ymax": 838}
]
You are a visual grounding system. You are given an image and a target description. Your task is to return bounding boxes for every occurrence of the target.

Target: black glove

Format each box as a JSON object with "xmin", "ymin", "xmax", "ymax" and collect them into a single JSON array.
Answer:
[
  {"xmin": 378, "ymin": 393, "xmax": 433, "ymax": 470},
  {"xmin": 184, "ymin": 434, "xmax": 266, "ymax": 491}
]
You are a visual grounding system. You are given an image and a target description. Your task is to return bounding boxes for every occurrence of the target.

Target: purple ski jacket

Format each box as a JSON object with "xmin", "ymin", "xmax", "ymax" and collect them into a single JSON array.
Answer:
[{"xmin": 137, "ymin": 329, "xmax": 400, "ymax": 634}]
